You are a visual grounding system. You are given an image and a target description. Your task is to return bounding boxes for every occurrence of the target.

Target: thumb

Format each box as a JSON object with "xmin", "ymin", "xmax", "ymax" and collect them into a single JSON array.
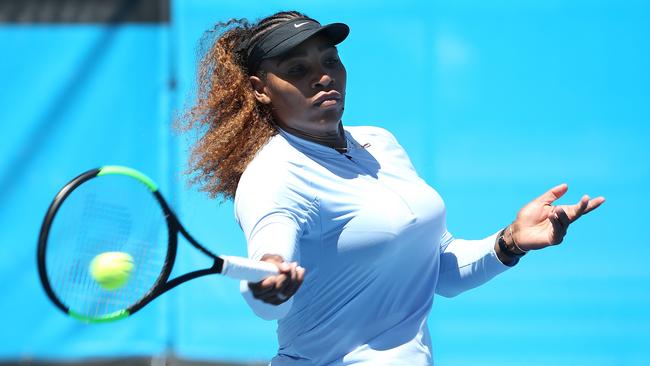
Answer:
[
  {"xmin": 537, "ymin": 183, "xmax": 568, "ymax": 205},
  {"xmin": 260, "ymin": 254, "xmax": 285, "ymax": 267},
  {"xmin": 278, "ymin": 262, "xmax": 293, "ymax": 272}
]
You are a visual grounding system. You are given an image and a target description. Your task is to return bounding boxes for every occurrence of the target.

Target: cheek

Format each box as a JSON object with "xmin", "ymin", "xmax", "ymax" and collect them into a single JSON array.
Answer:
[
  {"xmin": 272, "ymin": 86, "xmax": 306, "ymax": 111},
  {"xmin": 267, "ymin": 81, "xmax": 311, "ymax": 119},
  {"xmin": 272, "ymin": 79, "xmax": 306, "ymax": 103},
  {"xmin": 336, "ymin": 64, "xmax": 347, "ymax": 89}
]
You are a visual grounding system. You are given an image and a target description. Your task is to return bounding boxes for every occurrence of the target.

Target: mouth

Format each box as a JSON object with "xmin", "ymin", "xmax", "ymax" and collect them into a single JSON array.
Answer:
[{"xmin": 313, "ymin": 91, "xmax": 342, "ymax": 108}]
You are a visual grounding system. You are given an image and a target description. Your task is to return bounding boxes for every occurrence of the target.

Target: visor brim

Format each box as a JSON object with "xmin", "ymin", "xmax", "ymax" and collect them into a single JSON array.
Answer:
[{"xmin": 264, "ymin": 22, "xmax": 350, "ymax": 59}]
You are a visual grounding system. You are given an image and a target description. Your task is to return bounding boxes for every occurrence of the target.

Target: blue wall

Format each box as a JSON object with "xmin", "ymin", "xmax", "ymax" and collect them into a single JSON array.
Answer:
[{"xmin": 1, "ymin": 0, "xmax": 648, "ymax": 364}]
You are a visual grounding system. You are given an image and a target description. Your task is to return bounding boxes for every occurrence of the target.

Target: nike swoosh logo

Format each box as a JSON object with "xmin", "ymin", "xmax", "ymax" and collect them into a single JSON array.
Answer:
[{"xmin": 294, "ymin": 22, "xmax": 309, "ymax": 28}]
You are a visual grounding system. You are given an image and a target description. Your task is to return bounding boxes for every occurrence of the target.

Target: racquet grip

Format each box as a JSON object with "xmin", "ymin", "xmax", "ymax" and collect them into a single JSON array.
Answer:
[{"xmin": 221, "ymin": 256, "xmax": 280, "ymax": 282}]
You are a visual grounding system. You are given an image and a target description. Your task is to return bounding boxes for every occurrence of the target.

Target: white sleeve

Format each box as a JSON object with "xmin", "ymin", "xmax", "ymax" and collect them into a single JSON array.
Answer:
[
  {"xmin": 237, "ymin": 215, "xmax": 301, "ymax": 320},
  {"xmin": 234, "ymin": 160, "xmax": 317, "ymax": 320},
  {"xmin": 435, "ymin": 230, "xmax": 512, "ymax": 298}
]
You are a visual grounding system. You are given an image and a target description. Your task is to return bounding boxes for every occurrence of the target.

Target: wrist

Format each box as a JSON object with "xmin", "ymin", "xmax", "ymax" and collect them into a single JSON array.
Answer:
[
  {"xmin": 507, "ymin": 223, "xmax": 528, "ymax": 255},
  {"xmin": 495, "ymin": 226, "xmax": 526, "ymax": 266}
]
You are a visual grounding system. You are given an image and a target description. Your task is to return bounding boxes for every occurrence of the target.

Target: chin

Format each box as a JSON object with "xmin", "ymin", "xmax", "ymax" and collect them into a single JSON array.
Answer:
[{"xmin": 315, "ymin": 107, "xmax": 345, "ymax": 125}]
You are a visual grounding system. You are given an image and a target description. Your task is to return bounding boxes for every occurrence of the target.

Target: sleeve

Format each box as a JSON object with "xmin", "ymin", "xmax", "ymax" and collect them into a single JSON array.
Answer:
[
  {"xmin": 435, "ymin": 230, "xmax": 512, "ymax": 298},
  {"xmin": 234, "ymin": 159, "xmax": 318, "ymax": 320}
]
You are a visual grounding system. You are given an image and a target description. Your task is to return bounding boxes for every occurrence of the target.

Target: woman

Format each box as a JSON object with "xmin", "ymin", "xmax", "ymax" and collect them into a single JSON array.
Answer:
[{"xmin": 180, "ymin": 10, "xmax": 605, "ymax": 365}]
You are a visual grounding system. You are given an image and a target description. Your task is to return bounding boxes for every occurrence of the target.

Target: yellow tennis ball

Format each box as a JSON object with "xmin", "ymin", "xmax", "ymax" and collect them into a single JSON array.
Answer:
[{"xmin": 89, "ymin": 252, "xmax": 134, "ymax": 291}]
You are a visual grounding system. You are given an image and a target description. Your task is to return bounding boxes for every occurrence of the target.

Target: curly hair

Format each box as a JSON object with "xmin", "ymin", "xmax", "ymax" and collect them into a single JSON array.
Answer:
[{"xmin": 178, "ymin": 10, "xmax": 309, "ymax": 201}]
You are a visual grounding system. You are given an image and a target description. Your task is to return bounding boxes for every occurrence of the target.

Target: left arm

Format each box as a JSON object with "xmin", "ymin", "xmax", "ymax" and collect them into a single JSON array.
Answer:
[
  {"xmin": 436, "ymin": 230, "xmax": 512, "ymax": 298},
  {"xmin": 436, "ymin": 184, "xmax": 605, "ymax": 297}
]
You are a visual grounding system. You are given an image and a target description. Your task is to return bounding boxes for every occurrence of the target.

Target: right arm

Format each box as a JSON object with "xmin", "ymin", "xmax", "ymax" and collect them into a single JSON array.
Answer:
[{"xmin": 234, "ymin": 159, "xmax": 317, "ymax": 319}]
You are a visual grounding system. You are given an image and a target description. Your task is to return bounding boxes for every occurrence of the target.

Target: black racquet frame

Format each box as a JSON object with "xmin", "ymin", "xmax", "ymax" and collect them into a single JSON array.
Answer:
[{"xmin": 37, "ymin": 166, "xmax": 274, "ymax": 323}]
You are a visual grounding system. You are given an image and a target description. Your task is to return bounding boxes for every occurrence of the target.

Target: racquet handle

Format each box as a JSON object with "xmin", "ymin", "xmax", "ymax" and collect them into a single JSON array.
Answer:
[{"xmin": 221, "ymin": 256, "xmax": 280, "ymax": 282}]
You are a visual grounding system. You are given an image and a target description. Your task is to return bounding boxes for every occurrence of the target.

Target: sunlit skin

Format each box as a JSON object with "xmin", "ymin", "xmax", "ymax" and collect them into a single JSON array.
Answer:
[
  {"xmin": 510, "ymin": 184, "xmax": 605, "ymax": 251},
  {"xmin": 246, "ymin": 35, "xmax": 606, "ymax": 303}
]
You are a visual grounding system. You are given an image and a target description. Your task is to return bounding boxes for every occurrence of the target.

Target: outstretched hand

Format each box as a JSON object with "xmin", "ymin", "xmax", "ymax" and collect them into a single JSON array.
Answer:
[{"xmin": 511, "ymin": 184, "xmax": 605, "ymax": 251}]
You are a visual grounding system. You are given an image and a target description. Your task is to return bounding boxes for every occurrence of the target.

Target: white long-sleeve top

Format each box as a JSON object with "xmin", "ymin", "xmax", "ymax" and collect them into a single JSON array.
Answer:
[{"xmin": 234, "ymin": 126, "xmax": 511, "ymax": 365}]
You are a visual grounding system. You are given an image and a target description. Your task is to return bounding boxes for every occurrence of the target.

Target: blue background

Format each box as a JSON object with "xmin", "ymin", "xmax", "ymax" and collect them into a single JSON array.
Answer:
[{"xmin": 1, "ymin": 0, "xmax": 648, "ymax": 364}]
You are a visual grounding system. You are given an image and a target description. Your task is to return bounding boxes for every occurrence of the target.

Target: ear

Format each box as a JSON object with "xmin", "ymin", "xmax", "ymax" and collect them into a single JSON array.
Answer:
[{"xmin": 249, "ymin": 75, "xmax": 272, "ymax": 105}]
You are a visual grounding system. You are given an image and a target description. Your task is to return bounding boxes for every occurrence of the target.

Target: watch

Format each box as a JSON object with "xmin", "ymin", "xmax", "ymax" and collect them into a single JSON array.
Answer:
[{"xmin": 497, "ymin": 228, "xmax": 526, "ymax": 259}]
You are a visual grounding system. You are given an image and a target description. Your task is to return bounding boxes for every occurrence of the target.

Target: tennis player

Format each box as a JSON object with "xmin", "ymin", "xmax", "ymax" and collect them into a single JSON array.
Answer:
[{"xmin": 180, "ymin": 10, "xmax": 605, "ymax": 365}]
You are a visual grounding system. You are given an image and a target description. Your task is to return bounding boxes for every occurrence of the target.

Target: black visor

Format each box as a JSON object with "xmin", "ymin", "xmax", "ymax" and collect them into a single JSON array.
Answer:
[{"xmin": 245, "ymin": 18, "xmax": 349, "ymax": 74}]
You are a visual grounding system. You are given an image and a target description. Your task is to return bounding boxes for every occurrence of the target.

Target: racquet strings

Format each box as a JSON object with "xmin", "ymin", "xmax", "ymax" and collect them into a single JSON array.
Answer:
[{"xmin": 45, "ymin": 174, "xmax": 169, "ymax": 319}]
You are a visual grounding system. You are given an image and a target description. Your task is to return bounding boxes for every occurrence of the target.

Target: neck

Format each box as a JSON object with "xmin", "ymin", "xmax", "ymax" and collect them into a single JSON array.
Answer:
[{"xmin": 281, "ymin": 122, "xmax": 348, "ymax": 153}]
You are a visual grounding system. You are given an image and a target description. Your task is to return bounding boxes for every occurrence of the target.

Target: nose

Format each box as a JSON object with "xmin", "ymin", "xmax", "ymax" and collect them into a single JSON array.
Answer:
[{"xmin": 311, "ymin": 69, "xmax": 334, "ymax": 89}]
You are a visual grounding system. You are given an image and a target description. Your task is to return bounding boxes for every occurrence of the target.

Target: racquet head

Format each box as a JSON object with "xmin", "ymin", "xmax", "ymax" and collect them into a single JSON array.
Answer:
[{"xmin": 37, "ymin": 166, "xmax": 175, "ymax": 323}]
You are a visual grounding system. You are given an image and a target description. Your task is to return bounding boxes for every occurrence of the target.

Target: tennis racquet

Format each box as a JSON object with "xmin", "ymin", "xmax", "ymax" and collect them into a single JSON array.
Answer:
[{"xmin": 37, "ymin": 165, "xmax": 277, "ymax": 323}]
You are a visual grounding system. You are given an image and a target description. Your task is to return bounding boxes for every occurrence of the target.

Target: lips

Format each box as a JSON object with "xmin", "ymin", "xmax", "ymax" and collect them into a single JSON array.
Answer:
[{"xmin": 313, "ymin": 91, "xmax": 342, "ymax": 107}]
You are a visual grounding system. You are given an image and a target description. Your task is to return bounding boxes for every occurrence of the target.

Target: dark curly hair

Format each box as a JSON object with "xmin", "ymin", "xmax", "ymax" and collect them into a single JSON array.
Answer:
[{"xmin": 177, "ymin": 10, "xmax": 309, "ymax": 201}]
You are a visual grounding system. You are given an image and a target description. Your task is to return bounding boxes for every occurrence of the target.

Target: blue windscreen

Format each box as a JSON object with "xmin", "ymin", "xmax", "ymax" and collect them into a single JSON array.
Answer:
[{"xmin": 1, "ymin": 0, "xmax": 648, "ymax": 364}]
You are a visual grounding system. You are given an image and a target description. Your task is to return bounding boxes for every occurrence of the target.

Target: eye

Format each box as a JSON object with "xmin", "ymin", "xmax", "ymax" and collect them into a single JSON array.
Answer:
[
  {"xmin": 287, "ymin": 64, "xmax": 307, "ymax": 75},
  {"xmin": 324, "ymin": 57, "xmax": 340, "ymax": 66}
]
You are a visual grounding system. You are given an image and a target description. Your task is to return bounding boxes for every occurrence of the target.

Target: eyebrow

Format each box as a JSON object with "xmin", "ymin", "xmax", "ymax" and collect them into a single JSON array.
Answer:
[{"xmin": 276, "ymin": 44, "xmax": 336, "ymax": 67}]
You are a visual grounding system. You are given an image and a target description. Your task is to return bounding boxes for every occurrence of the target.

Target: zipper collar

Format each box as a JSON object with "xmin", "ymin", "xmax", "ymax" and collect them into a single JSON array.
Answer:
[{"xmin": 278, "ymin": 126, "xmax": 362, "ymax": 158}]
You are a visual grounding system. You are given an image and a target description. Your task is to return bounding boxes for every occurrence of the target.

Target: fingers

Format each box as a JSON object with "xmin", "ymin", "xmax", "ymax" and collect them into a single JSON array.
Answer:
[
  {"xmin": 281, "ymin": 263, "xmax": 305, "ymax": 300},
  {"xmin": 566, "ymin": 194, "xmax": 605, "ymax": 222},
  {"xmin": 250, "ymin": 275, "xmax": 287, "ymax": 304},
  {"xmin": 583, "ymin": 196, "xmax": 606, "ymax": 215},
  {"xmin": 567, "ymin": 195, "xmax": 590, "ymax": 222},
  {"xmin": 555, "ymin": 207, "xmax": 571, "ymax": 230},
  {"xmin": 547, "ymin": 209, "xmax": 565, "ymax": 245},
  {"xmin": 545, "ymin": 194, "xmax": 604, "ymax": 246},
  {"xmin": 248, "ymin": 258, "xmax": 305, "ymax": 305},
  {"xmin": 538, "ymin": 183, "xmax": 568, "ymax": 205},
  {"xmin": 539, "ymin": 183, "xmax": 605, "ymax": 219},
  {"xmin": 548, "ymin": 206, "xmax": 569, "ymax": 244}
]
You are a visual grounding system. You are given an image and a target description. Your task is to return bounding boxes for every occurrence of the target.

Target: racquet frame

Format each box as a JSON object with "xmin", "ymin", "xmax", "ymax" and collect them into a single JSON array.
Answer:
[{"xmin": 38, "ymin": 166, "xmax": 242, "ymax": 323}]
